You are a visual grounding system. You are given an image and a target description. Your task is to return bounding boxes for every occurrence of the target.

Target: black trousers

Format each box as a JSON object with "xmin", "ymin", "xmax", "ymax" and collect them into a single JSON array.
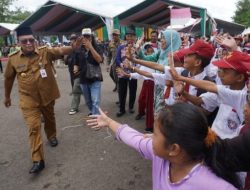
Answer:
[{"xmin": 118, "ymin": 78, "xmax": 137, "ymax": 112}]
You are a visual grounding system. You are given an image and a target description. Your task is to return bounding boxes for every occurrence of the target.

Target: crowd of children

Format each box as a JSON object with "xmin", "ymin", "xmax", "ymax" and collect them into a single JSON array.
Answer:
[{"xmin": 87, "ymin": 29, "xmax": 250, "ymax": 190}]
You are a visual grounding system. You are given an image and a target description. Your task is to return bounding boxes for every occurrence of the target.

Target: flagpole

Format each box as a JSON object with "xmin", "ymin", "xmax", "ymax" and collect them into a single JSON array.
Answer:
[{"xmin": 169, "ymin": 5, "xmax": 174, "ymax": 64}]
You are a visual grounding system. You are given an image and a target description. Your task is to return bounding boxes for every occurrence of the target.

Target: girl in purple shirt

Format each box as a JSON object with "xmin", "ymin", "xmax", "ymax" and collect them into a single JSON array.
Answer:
[{"xmin": 87, "ymin": 103, "xmax": 241, "ymax": 190}]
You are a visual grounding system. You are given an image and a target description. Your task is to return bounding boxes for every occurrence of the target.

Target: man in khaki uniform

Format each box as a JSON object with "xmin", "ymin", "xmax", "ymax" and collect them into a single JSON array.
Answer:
[
  {"xmin": 107, "ymin": 29, "xmax": 123, "ymax": 93},
  {"xmin": 4, "ymin": 27, "xmax": 79, "ymax": 174}
]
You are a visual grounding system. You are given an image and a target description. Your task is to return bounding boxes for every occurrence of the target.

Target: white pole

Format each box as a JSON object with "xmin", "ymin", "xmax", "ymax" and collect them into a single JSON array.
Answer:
[{"xmin": 169, "ymin": 6, "xmax": 174, "ymax": 64}]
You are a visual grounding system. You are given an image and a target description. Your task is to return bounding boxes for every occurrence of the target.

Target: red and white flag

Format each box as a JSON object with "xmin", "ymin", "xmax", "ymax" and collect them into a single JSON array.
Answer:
[{"xmin": 170, "ymin": 8, "xmax": 191, "ymax": 26}]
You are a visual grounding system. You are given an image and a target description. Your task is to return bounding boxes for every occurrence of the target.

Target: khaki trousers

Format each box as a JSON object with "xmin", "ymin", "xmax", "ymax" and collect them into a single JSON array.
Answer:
[{"xmin": 22, "ymin": 101, "xmax": 56, "ymax": 161}]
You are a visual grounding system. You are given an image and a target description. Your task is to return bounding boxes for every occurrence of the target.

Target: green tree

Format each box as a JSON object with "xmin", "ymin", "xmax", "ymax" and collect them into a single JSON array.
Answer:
[
  {"xmin": 9, "ymin": 7, "xmax": 33, "ymax": 23},
  {"xmin": 232, "ymin": 0, "xmax": 250, "ymax": 27},
  {"xmin": 0, "ymin": 0, "xmax": 32, "ymax": 23},
  {"xmin": 0, "ymin": 0, "xmax": 15, "ymax": 22}
]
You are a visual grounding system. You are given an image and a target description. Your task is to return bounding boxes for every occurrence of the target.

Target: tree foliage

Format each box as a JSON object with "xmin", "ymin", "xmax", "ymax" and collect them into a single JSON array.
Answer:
[
  {"xmin": 0, "ymin": 0, "xmax": 15, "ymax": 22},
  {"xmin": 232, "ymin": 0, "xmax": 250, "ymax": 27},
  {"xmin": 0, "ymin": 0, "xmax": 32, "ymax": 23}
]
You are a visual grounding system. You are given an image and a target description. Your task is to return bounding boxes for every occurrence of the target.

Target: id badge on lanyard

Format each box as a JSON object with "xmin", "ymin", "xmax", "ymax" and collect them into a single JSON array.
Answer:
[
  {"xmin": 40, "ymin": 69, "xmax": 47, "ymax": 78},
  {"xmin": 39, "ymin": 60, "xmax": 47, "ymax": 78}
]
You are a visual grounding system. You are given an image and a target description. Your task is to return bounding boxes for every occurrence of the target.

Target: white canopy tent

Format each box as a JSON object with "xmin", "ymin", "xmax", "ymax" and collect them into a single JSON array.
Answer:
[{"xmin": 242, "ymin": 27, "xmax": 250, "ymax": 36}]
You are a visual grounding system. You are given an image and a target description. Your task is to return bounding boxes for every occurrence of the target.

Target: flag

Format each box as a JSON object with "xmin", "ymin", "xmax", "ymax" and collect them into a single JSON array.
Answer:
[{"xmin": 170, "ymin": 8, "xmax": 191, "ymax": 26}]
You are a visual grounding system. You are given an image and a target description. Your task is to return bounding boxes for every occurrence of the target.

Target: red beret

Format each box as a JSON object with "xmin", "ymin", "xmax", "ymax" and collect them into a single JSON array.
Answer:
[
  {"xmin": 173, "ymin": 49, "xmax": 186, "ymax": 63},
  {"xmin": 181, "ymin": 40, "xmax": 214, "ymax": 60},
  {"xmin": 212, "ymin": 51, "xmax": 250, "ymax": 74}
]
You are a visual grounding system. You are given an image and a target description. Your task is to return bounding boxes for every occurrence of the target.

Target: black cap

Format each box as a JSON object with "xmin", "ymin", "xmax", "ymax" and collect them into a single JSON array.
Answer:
[
  {"xmin": 16, "ymin": 26, "xmax": 33, "ymax": 37},
  {"xmin": 126, "ymin": 26, "xmax": 135, "ymax": 35}
]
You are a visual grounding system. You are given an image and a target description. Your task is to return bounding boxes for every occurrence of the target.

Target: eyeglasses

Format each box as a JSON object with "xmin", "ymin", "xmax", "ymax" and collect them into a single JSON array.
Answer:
[
  {"xmin": 20, "ymin": 38, "xmax": 35, "ymax": 44},
  {"xmin": 83, "ymin": 35, "xmax": 91, "ymax": 38}
]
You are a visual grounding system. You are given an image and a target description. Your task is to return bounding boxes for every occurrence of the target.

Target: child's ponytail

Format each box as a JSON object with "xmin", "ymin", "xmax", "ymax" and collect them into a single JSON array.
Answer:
[{"xmin": 204, "ymin": 130, "xmax": 242, "ymax": 189}]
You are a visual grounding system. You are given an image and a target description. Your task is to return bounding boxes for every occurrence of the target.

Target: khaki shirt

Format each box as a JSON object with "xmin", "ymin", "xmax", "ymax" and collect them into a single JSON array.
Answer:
[
  {"xmin": 4, "ymin": 46, "xmax": 62, "ymax": 108},
  {"xmin": 107, "ymin": 39, "xmax": 124, "ymax": 65}
]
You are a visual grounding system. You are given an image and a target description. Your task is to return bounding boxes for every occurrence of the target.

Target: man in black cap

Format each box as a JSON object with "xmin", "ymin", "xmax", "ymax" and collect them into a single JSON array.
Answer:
[
  {"xmin": 4, "ymin": 26, "xmax": 81, "ymax": 174},
  {"xmin": 115, "ymin": 26, "xmax": 138, "ymax": 117}
]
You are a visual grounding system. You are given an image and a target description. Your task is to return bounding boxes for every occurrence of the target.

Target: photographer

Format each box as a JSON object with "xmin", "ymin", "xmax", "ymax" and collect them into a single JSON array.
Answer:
[{"xmin": 74, "ymin": 28, "xmax": 103, "ymax": 115}]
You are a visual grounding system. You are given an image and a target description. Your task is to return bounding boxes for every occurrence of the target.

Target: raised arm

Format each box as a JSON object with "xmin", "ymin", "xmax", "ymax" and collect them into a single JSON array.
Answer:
[
  {"xmin": 126, "ymin": 46, "xmax": 164, "ymax": 72},
  {"xmin": 86, "ymin": 108, "xmax": 154, "ymax": 160},
  {"xmin": 119, "ymin": 60, "xmax": 154, "ymax": 79},
  {"xmin": 84, "ymin": 38, "xmax": 103, "ymax": 63},
  {"xmin": 170, "ymin": 64, "xmax": 218, "ymax": 93},
  {"xmin": 57, "ymin": 37, "xmax": 85, "ymax": 55}
]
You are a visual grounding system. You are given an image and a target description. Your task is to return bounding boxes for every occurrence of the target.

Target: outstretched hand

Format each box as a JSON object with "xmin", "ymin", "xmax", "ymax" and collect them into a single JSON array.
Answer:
[
  {"xmin": 116, "ymin": 67, "xmax": 128, "ymax": 77},
  {"xmin": 168, "ymin": 54, "xmax": 182, "ymax": 81},
  {"xmin": 125, "ymin": 45, "xmax": 134, "ymax": 61},
  {"xmin": 123, "ymin": 59, "xmax": 132, "ymax": 69},
  {"xmin": 135, "ymin": 34, "xmax": 145, "ymax": 49},
  {"xmin": 82, "ymin": 38, "xmax": 93, "ymax": 49},
  {"xmin": 215, "ymin": 35, "xmax": 237, "ymax": 51},
  {"xmin": 173, "ymin": 81, "xmax": 184, "ymax": 95},
  {"xmin": 72, "ymin": 37, "xmax": 84, "ymax": 49},
  {"xmin": 86, "ymin": 108, "xmax": 110, "ymax": 130}
]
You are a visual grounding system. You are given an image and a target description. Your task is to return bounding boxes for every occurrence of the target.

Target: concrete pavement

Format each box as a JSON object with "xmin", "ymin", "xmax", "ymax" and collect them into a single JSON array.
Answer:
[{"xmin": 0, "ymin": 62, "xmax": 152, "ymax": 190}]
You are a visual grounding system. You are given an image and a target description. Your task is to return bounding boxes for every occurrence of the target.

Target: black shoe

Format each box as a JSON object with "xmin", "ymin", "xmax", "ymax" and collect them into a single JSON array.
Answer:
[
  {"xmin": 88, "ymin": 113, "xmax": 92, "ymax": 116},
  {"xmin": 129, "ymin": 109, "xmax": 135, "ymax": 114},
  {"xmin": 135, "ymin": 113, "xmax": 145, "ymax": 120},
  {"xmin": 116, "ymin": 111, "xmax": 126, "ymax": 117},
  {"xmin": 48, "ymin": 137, "xmax": 58, "ymax": 147},
  {"xmin": 115, "ymin": 101, "xmax": 120, "ymax": 105},
  {"xmin": 113, "ymin": 87, "xmax": 117, "ymax": 92},
  {"xmin": 29, "ymin": 160, "xmax": 45, "ymax": 174},
  {"xmin": 144, "ymin": 128, "xmax": 153, "ymax": 133}
]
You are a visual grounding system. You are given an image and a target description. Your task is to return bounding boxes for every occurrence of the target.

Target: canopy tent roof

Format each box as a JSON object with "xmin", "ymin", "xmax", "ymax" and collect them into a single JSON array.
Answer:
[
  {"xmin": 179, "ymin": 18, "xmax": 245, "ymax": 36},
  {"xmin": 215, "ymin": 18, "xmax": 245, "ymax": 35},
  {"xmin": 0, "ymin": 23, "xmax": 19, "ymax": 36},
  {"xmin": 116, "ymin": 0, "xmax": 208, "ymax": 28},
  {"xmin": 17, "ymin": 0, "xmax": 110, "ymax": 35}
]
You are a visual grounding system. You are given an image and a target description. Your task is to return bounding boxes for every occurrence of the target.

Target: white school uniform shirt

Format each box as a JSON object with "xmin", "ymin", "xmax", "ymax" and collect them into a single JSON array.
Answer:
[
  {"xmin": 217, "ymin": 85, "xmax": 247, "ymax": 124},
  {"xmin": 164, "ymin": 66, "xmax": 208, "ymax": 97},
  {"xmin": 204, "ymin": 62, "xmax": 218, "ymax": 79},
  {"xmin": 151, "ymin": 73, "xmax": 176, "ymax": 105},
  {"xmin": 152, "ymin": 67, "xmax": 208, "ymax": 105},
  {"xmin": 130, "ymin": 66, "xmax": 154, "ymax": 81},
  {"xmin": 201, "ymin": 91, "xmax": 242, "ymax": 139}
]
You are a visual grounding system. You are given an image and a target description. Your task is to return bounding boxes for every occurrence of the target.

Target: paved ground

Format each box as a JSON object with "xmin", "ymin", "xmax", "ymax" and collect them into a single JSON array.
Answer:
[{"xmin": 0, "ymin": 62, "xmax": 152, "ymax": 190}]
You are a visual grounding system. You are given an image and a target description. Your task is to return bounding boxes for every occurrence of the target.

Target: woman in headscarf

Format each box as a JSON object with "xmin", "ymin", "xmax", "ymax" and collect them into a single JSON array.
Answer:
[{"xmin": 143, "ymin": 30, "xmax": 181, "ymax": 114}]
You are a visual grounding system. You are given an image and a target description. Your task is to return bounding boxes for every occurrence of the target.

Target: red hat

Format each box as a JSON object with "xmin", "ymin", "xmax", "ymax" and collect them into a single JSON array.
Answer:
[
  {"xmin": 173, "ymin": 49, "xmax": 186, "ymax": 63},
  {"xmin": 212, "ymin": 51, "xmax": 250, "ymax": 74},
  {"xmin": 181, "ymin": 39, "xmax": 214, "ymax": 60},
  {"xmin": 234, "ymin": 36, "xmax": 243, "ymax": 42}
]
